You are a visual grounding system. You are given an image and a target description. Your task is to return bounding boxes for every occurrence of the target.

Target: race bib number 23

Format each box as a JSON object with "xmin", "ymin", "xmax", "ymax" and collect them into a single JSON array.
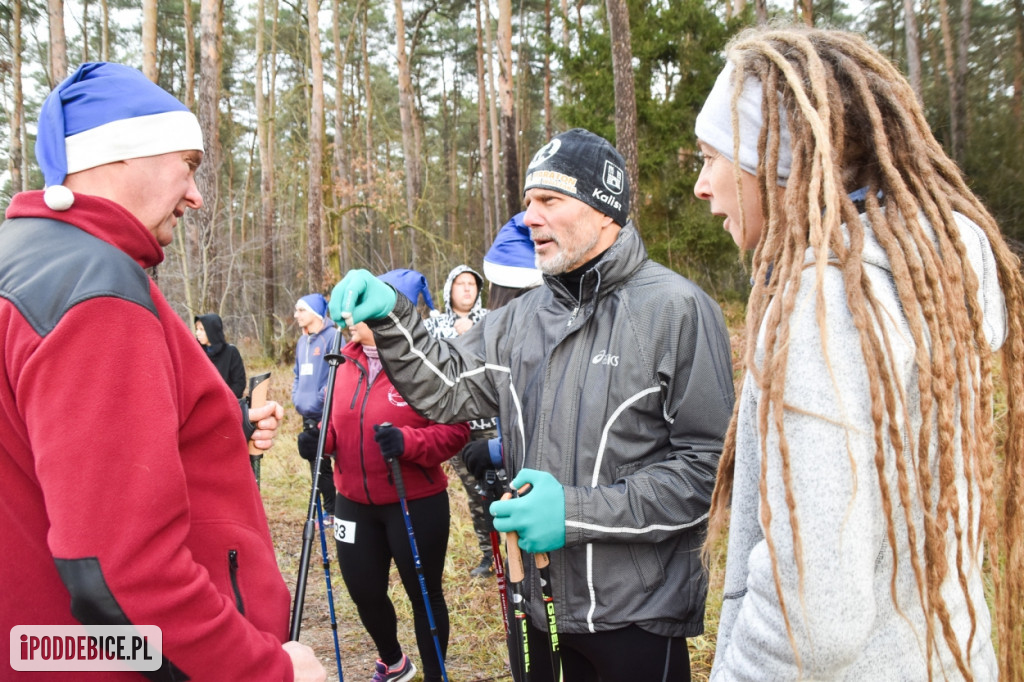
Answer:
[{"xmin": 334, "ymin": 518, "xmax": 356, "ymax": 544}]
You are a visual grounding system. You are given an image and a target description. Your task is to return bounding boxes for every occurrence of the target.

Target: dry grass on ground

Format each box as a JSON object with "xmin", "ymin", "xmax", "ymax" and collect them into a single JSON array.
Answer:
[{"xmin": 253, "ymin": 366, "xmax": 726, "ymax": 682}]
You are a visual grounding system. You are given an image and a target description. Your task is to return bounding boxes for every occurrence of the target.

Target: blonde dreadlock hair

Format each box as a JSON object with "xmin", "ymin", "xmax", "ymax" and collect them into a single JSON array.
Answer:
[{"xmin": 703, "ymin": 25, "xmax": 1024, "ymax": 681}]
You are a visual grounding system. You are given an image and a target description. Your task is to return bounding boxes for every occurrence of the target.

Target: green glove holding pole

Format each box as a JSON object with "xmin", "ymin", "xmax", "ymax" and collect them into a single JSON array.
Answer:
[
  {"xmin": 328, "ymin": 269, "xmax": 397, "ymax": 328},
  {"xmin": 490, "ymin": 469, "xmax": 566, "ymax": 554}
]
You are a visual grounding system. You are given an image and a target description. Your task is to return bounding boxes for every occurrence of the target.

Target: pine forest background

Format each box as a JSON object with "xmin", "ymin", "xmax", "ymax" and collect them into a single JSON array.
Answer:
[{"xmin": 2, "ymin": 0, "xmax": 1024, "ymax": 356}]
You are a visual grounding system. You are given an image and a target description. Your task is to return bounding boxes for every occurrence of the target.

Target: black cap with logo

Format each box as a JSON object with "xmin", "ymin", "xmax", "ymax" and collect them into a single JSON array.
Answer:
[{"xmin": 523, "ymin": 128, "xmax": 630, "ymax": 227}]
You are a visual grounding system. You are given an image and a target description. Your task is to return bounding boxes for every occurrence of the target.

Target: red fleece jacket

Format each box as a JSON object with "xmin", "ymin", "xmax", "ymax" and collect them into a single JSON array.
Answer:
[
  {"xmin": 0, "ymin": 192, "xmax": 293, "ymax": 680},
  {"xmin": 324, "ymin": 342, "xmax": 469, "ymax": 505}
]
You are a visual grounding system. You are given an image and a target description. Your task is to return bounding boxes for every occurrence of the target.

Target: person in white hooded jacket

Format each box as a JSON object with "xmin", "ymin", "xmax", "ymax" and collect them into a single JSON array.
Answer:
[
  {"xmin": 423, "ymin": 264, "xmax": 499, "ymax": 578},
  {"xmin": 693, "ymin": 25, "xmax": 1024, "ymax": 681},
  {"xmin": 423, "ymin": 265, "xmax": 488, "ymax": 339}
]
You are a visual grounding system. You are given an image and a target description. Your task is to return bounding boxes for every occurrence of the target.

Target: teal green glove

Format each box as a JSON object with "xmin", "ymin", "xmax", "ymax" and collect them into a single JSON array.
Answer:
[
  {"xmin": 328, "ymin": 269, "xmax": 397, "ymax": 328},
  {"xmin": 490, "ymin": 468, "xmax": 566, "ymax": 553}
]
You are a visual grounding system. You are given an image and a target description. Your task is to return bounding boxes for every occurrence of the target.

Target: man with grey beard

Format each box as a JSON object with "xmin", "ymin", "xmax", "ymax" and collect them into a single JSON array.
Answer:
[{"xmin": 328, "ymin": 128, "xmax": 734, "ymax": 681}]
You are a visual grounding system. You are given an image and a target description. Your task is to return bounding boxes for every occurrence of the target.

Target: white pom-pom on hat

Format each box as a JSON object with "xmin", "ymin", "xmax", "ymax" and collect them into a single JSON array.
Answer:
[{"xmin": 44, "ymin": 185, "xmax": 75, "ymax": 211}]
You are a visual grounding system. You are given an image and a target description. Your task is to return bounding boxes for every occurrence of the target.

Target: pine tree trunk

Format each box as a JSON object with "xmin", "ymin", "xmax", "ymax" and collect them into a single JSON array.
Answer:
[
  {"xmin": 756, "ymin": 0, "xmax": 768, "ymax": 24},
  {"xmin": 440, "ymin": 71, "xmax": 459, "ymax": 249},
  {"xmin": 497, "ymin": 0, "xmax": 520, "ymax": 218},
  {"xmin": 100, "ymin": 0, "xmax": 109, "ymax": 61},
  {"xmin": 195, "ymin": 0, "xmax": 224, "ymax": 313},
  {"xmin": 361, "ymin": 0, "xmax": 377, "ymax": 265},
  {"xmin": 560, "ymin": 0, "xmax": 570, "ymax": 50},
  {"xmin": 730, "ymin": 0, "xmax": 742, "ymax": 22},
  {"xmin": 394, "ymin": 0, "xmax": 420, "ymax": 266},
  {"xmin": 475, "ymin": 0, "xmax": 495, "ymax": 245},
  {"xmin": 485, "ymin": 1, "xmax": 503, "ymax": 225},
  {"xmin": 256, "ymin": 0, "xmax": 277, "ymax": 354},
  {"xmin": 47, "ymin": 0, "xmax": 67, "ymax": 86},
  {"xmin": 183, "ymin": 0, "xmax": 194, "ymax": 107},
  {"xmin": 307, "ymin": 0, "xmax": 326, "ymax": 290},
  {"xmin": 81, "ymin": 0, "xmax": 90, "ymax": 62},
  {"xmin": 904, "ymin": 0, "xmax": 923, "ymax": 100},
  {"xmin": 1014, "ymin": 0, "xmax": 1024, "ymax": 131},
  {"xmin": 605, "ymin": 0, "xmax": 639, "ymax": 223},
  {"xmin": 142, "ymin": 0, "xmax": 157, "ymax": 80},
  {"xmin": 11, "ymin": 0, "xmax": 25, "ymax": 194},
  {"xmin": 544, "ymin": 0, "xmax": 553, "ymax": 139},
  {"xmin": 937, "ymin": 0, "xmax": 964, "ymax": 164},
  {"xmin": 332, "ymin": 0, "xmax": 356, "ymax": 275},
  {"xmin": 954, "ymin": 0, "xmax": 972, "ymax": 163}
]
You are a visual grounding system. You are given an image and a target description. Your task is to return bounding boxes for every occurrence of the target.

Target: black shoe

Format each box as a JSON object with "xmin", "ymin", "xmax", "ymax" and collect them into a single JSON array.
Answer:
[{"xmin": 469, "ymin": 554, "xmax": 494, "ymax": 578}]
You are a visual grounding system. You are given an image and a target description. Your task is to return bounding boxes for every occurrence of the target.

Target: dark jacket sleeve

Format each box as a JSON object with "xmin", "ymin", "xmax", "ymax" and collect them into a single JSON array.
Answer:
[
  {"xmin": 369, "ymin": 295, "xmax": 500, "ymax": 423},
  {"xmin": 227, "ymin": 345, "xmax": 247, "ymax": 399}
]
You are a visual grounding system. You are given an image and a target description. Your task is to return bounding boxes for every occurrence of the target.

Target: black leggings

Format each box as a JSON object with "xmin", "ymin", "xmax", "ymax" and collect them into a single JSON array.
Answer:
[
  {"xmin": 507, "ymin": 620, "xmax": 691, "ymax": 682},
  {"xmin": 334, "ymin": 491, "xmax": 450, "ymax": 681}
]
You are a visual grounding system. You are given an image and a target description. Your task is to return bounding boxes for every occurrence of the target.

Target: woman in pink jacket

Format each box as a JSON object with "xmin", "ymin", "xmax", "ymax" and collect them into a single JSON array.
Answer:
[{"xmin": 323, "ymin": 313, "xmax": 469, "ymax": 682}]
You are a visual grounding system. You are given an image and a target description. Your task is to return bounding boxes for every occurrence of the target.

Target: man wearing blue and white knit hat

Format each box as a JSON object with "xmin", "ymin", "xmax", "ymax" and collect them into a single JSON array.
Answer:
[
  {"xmin": 293, "ymin": 292, "xmax": 340, "ymax": 527},
  {"xmin": 0, "ymin": 63, "xmax": 325, "ymax": 681},
  {"xmin": 36, "ymin": 62, "xmax": 205, "ymax": 212}
]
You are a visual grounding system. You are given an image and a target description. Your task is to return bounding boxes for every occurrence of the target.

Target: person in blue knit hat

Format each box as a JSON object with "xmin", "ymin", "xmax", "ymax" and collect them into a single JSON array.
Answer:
[
  {"xmin": 292, "ymin": 293, "xmax": 340, "ymax": 526},
  {"xmin": 0, "ymin": 62, "xmax": 324, "ymax": 680}
]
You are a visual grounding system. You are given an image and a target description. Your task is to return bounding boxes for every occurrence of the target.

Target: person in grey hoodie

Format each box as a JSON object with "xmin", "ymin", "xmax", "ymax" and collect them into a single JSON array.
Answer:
[
  {"xmin": 328, "ymin": 128, "xmax": 735, "ymax": 681},
  {"xmin": 693, "ymin": 25, "xmax": 1024, "ymax": 682}
]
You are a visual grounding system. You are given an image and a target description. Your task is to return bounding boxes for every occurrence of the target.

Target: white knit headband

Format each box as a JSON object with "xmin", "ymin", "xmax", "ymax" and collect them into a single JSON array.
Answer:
[{"xmin": 694, "ymin": 60, "xmax": 793, "ymax": 186}]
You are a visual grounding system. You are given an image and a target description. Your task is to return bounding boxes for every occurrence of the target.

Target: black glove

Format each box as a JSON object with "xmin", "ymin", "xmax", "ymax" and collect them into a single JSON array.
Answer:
[
  {"xmin": 461, "ymin": 438, "xmax": 497, "ymax": 480},
  {"xmin": 374, "ymin": 424, "xmax": 405, "ymax": 461},
  {"xmin": 297, "ymin": 429, "xmax": 318, "ymax": 462}
]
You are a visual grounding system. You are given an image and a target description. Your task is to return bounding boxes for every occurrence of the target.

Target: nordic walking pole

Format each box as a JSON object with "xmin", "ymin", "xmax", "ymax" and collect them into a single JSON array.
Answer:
[
  {"xmin": 290, "ymin": 332, "xmax": 344, "ymax": 641},
  {"xmin": 504, "ymin": 517, "xmax": 532, "ymax": 682},
  {"xmin": 489, "ymin": 527, "xmax": 510, "ymax": 635},
  {"xmin": 483, "ymin": 469, "xmax": 511, "ymax": 636},
  {"xmin": 247, "ymin": 371, "xmax": 271, "ymax": 488},
  {"xmin": 378, "ymin": 421, "xmax": 450, "ymax": 682},
  {"xmin": 535, "ymin": 551, "xmax": 561, "ymax": 681},
  {"xmin": 509, "ymin": 480, "xmax": 561, "ymax": 681},
  {"xmin": 315, "ymin": 492, "xmax": 345, "ymax": 681}
]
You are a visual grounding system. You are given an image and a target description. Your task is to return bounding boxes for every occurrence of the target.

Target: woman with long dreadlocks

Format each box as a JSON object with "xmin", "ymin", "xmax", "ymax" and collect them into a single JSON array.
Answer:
[{"xmin": 693, "ymin": 26, "xmax": 1024, "ymax": 681}]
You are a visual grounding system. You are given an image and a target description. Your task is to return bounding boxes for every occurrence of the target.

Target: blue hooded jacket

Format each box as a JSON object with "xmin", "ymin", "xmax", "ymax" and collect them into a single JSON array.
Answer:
[{"xmin": 292, "ymin": 295, "xmax": 339, "ymax": 419}]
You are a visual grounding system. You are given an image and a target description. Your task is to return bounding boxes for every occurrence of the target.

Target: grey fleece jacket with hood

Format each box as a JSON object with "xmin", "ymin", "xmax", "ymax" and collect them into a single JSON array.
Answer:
[
  {"xmin": 712, "ymin": 211, "xmax": 1005, "ymax": 681},
  {"xmin": 368, "ymin": 222, "xmax": 735, "ymax": 637}
]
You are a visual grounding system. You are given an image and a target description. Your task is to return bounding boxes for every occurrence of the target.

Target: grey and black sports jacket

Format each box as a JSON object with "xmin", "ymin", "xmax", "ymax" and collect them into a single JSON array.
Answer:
[{"xmin": 369, "ymin": 222, "xmax": 735, "ymax": 637}]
